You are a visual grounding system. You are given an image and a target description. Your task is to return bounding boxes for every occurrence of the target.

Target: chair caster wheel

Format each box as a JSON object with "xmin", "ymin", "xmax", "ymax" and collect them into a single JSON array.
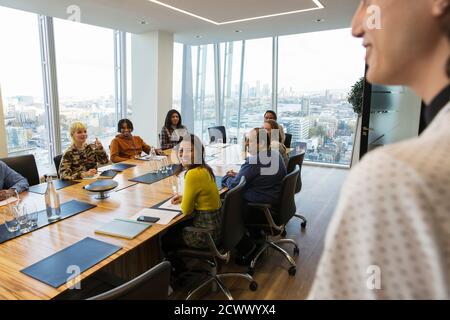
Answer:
[
  {"xmin": 293, "ymin": 247, "xmax": 300, "ymax": 256},
  {"xmin": 247, "ymin": 268, "xmax": 255, "ymax": 276},
  {"xmin": 281, "ymin": 230, "xmax": 287, "ymax": 237},
  {"xmin": 301, "ymin": 221, "xmax": 307, "ymax": 229},
  {"xmin": 249, "ymin": 281, "xmax": 258, "ymax": 291},
  {"xmin": 288, "ymin": 266, "xmax": 296, "ymax": 276}
]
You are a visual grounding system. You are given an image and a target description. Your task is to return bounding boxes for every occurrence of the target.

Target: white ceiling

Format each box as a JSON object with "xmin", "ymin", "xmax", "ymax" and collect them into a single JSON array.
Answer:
[{"xmin": 0, "ymin": 0, "xmax": 360, "ymax": 44}]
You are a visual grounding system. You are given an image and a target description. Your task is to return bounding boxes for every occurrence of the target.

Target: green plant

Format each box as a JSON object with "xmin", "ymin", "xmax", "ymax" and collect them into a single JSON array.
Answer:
[{"xmin": 347, "ymin": 77, "xmax": 365, "ymax": 116}]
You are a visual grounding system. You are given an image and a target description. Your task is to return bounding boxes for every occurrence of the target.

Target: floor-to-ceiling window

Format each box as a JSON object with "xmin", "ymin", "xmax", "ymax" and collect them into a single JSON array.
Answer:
[
  {"xmin": 278, "ymin": 29, "xmax": 365, "ymax": 165},
  {"xmin": 0, "ymin": 6, "xmax": 50, "ymax": 168},
  {"xmin": 54, "ymin": 18, "xmax": 116, "ymax": 152},
  {"xmin": 192, "ymin": 44, "xmax": 216, "ymax": 141},
  {"xmin": 126, "ymin": 33, "xmax": 132, "ymax": 119},
  {"xmin": 220, "ymin": 41, "xmax": 243, "ymax": 143},
  {"xmin": 239, "ymin": 38, "xmax": 273, "ymax": 138}
]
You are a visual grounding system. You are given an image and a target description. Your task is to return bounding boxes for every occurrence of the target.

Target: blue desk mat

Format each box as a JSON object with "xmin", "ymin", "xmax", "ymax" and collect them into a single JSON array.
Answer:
[
  {"xmin": 21, "ymin": 237, "xmax": 121, "ymax": 288},
  {"xmin": 28, "ymin": 180, "xmax": 80, "ymax": 195}
]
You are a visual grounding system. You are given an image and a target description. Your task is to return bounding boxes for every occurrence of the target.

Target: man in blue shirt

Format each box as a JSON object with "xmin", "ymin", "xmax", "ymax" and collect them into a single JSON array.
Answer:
[
  {"xmin": 222, "ymin": 128, "xmax": 286, "ymax": 205},
  {"xmin": 222, "ymin": 128, "xmax": 287, "ymax": 264},
  {"xmin": 0, "ymin": 160, "xmax": 29, "ymax": 201}
]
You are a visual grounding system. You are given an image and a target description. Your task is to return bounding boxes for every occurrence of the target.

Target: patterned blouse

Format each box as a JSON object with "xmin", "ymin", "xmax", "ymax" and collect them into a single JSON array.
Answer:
[
  {"xmin": 59, "ymin": 144, "xmax": 109, "ymax": 180},
  {"xmin": 160, "ymin": 126, "xmax": 188, "ymax": 150}
]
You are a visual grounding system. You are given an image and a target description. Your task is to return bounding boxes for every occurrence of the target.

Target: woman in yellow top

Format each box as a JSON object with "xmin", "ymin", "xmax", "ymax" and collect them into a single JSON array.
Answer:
[{"xmin": 166, "ymin": 134, "xmax": 222, "ymax": 250}]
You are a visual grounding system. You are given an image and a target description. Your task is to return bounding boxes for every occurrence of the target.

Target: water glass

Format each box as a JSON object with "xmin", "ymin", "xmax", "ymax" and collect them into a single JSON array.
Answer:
[
  {"xmin": 26, "ymin": 203, "xmax": 39, "ymax": 228},
  {"xmin": 161, "ymin": 158, "xmax": 168, "ymax": 174},
  {"xmin": 13, "ymin": 203, "xmax": 30, "ymax": 233},
  {"xmin": 1, "ymin": 205, "xmax": 20, "ymax": 233},
  {"xmin": 217, "ymin": 138, "xmax": 223, "ymax": 144}
]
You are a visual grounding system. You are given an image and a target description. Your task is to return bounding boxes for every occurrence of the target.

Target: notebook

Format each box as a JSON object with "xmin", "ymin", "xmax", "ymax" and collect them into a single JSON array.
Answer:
[{"xmin": 95, "ymin": 218, "xmax": 151, "ymax": 239}]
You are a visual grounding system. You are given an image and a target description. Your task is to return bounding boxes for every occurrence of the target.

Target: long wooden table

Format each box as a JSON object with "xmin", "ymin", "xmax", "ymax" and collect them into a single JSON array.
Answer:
[{"xmin": 0, "ymin": 145, "xmax": 245, "ymax": 300}]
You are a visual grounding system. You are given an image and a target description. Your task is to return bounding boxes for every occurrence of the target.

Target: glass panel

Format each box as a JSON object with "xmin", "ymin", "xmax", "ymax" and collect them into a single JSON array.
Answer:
[
  {"xmin": 240, "ymin": 37, "xmax": 273, "ymax": 139},
  {"xmin": 54, "ymin": 18, "xmax": 116, "ymax": 153},
  {"xmin": 173, "ymin": 42, "xmax": 183, "ymax": 111},
  {"xmin": 221, "ymin": 41, "xmax": 243, "ymax": 143},
  {"xmin": 278, "ymin": 29, "xmax": 365, "ymax": 166},
  {"xmin": 126, "ymin": 33, "xmax": 132, "ymax": 119},
  {"xmin": 0, "ymin": 6, "xmax": 50, "ymax": 171},
  {"xmin": 192, "ymin": 44, "xmax": 215, "ymax": 142}
]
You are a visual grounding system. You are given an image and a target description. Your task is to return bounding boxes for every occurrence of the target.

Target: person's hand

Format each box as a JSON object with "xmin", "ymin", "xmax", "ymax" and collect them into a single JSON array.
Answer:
[
  {"xmin": 81, "ymin": 169, "xmax": 97, "ymax": 178},
  {"xmin": 94, "ymin": 137, "xmax": 103, "ymax": 149},
  {"xmin": 171, "ymin": 194, "xmax": 182, "ymax": 205},
  {"xmin": 155, "ymin": 149, "xmax": 165, "ymax": 156},
  {"xmin": 0, "ymin": 189, "xmax": 16, "ymax": 201}
]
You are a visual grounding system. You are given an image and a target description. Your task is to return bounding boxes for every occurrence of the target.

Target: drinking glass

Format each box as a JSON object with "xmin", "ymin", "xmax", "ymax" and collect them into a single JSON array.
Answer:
[
  {"xmin": 26, "ymin": 202, "xmax": 39, "ymax": 229},
  {"xmin": 217, "ymin": 138, "xmax": 223, "ymax": 145},
  {"xmin": 161, "ymin": 158, "xmax": 168, "ymax": 174},
  {"xmin": 1, "ymin": 205, "xmax": 20, "ymax": 233},
  {"xmin": 13, "ymin": 203, "xmax": 30, "ymax": 233}
]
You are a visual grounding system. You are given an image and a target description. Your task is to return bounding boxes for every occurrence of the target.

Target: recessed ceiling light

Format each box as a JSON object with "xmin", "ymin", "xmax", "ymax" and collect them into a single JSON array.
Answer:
[
  {"xmin": 148, "ymin": 0, "xmax": 325, "ymax": 25},
  {"xmin": 140, "ymin": 20, "xmax": 149, "ymax": 25},
  {"xmin": 235, "ymin": 30, "xmax": 243, "ymax": 33},
  {"xmin": 316, "ymin": 18, "xmax": 325, "ymax": 22},
  {"xmin": 195, "ymin": 35, "xmax": 202, "ymax": 39}
]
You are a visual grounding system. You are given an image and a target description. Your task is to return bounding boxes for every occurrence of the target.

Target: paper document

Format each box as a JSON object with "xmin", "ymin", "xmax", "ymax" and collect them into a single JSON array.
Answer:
[
  {"xmin": 158, "ymin": 198, "xmax": 182, "ymax": 212},
  {"xmin": 130, "ymin": 208, "xmax": 181, "ymax": 225}
]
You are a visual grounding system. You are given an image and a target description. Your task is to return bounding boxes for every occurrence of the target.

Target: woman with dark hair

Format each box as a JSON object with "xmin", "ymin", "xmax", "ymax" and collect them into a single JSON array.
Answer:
[
  {"xmin": 162, "ymin": 134, "xmax": 222, "ymax": 256},
  {"xmin": 110, "ymin": 119, "xmax": 158, "ymax": 163},
  {"xmin": 264, "ymin": 119, "xmax": 289, "ymax": 167},
  {"xmin": 160, "ymin": 109, "xmax": 188, "ymax": 150},
  {"xmin": 264, "ymin": 110, "xmax": 286, "ymax": 143}
]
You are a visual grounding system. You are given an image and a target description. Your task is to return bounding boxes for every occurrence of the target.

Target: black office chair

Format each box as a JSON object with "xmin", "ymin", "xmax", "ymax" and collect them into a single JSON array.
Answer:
[
  {"xmin": 208, "ymin": 126, "xmax": 227, "ymax": 144},
  {"xmin": 0, "ymin": 154, "xmax": 40, "ymax": 186},
  {"xmin": 284, "ymin": 133, "xmax": 293, "ymax": 148},
  {"xmin": 176, "ymin": 177, "xmax": 258, "ymax": 300},
  {"xmin": 246, "ymin": 166, "xmax": 300, "ymax": 276},
  {"xmin": 287, "ymin": 151, "xmax": 307, "ymax": 229},
  {"xmin": 87, "ymin": 261, "xmax": 171, "ymax": 300},
  {"xmin": 53, "ymin": 155, "xmax": 63, "ymax": 179}
]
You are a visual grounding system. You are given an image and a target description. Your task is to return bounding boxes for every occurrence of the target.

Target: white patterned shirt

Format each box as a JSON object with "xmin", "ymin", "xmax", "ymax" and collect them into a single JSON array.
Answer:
[{"xmin": 308, "ymin": 102, "xmax": 450, "ymax": 299}]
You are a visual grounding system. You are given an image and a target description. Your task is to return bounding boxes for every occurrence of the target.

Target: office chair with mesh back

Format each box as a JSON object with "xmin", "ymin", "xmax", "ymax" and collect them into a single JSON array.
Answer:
[
  {"xmin": 286, "ymin": 151, "xmax": 307, "ymax": 230},
  {"xmin": 284, "ymin": 133, "xmax": 293, "ymax": 148},
  {"xmin": 175, "ymin": 177, "xmax": 258, "ymax": 300},
  {"xmin": 0, "ymin": 154, "xmax": 40, "ymax": 186},
  {"xmin": 246, "ymin": 166, "xmax": 300, "ymax": 276},
  {"xmin": 87, "ymin": 261, "xmax": 171, "ymax": 300},
  {"xmin": 53, "ymin": 155, "xmax": 63, "ymax": 179},
  {"xmin": 208, "ymin": 126, "xmax": 227, "ymax": 144}
]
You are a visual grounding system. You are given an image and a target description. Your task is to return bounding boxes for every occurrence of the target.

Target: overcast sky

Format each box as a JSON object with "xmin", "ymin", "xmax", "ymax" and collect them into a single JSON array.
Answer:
[{"xmin": 1, "ymin": 5, "xmax": 365, "ymax": 104}]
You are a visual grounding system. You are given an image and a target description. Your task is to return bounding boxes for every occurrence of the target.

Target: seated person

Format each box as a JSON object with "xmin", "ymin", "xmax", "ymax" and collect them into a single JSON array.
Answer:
[
  {"xmin": 0, "ymin": 160, "xmax": 29, "ymax": 201},
  {"xmin": 263, "ymin": 119, "xmax": 289, "ymax": 167},
  {"xmin": 264, "ymin": 110, "xmax": 286, "ymax": 143},
  {"xmin": 59, "ymin": 122, "xmax": 109, "ymax": 180},
  {"xmin": 162, "ymin": 134, "xmax": 222, "ymax": 271},
  {"xmin": 110, "ymin": 119, "xmax": 160, "ymax": 163},
  {"xmin": 222, "ymin": 128, "xmax": 287, "ymax": 205},
  {"xmin": 160, "ymin": 109, "xmax": 188, "ymax": 150},
  {"xmin": 222, "ymin": 128, "xmax": 287, "ymax": 264}
]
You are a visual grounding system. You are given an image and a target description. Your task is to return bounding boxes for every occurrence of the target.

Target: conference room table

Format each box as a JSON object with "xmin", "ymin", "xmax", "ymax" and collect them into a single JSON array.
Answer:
[{"xmin": 0, "ymin": 144, "xmax": 247, "ymax": 300}]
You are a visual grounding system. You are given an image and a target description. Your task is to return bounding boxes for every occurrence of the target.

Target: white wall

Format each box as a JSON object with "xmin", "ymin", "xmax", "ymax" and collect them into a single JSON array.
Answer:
[
  {"xmin": 131, "ymin": 31, "xmax": 174, "ymax": 147},
  {"xmin": 0, "ymin": 85, "xmax": 7, "ymax": 157}
]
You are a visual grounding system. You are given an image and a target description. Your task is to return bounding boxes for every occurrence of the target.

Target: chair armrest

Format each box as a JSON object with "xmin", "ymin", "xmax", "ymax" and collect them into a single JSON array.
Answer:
[
  {"xmin": 183, "ymin": 226, "xmax": 230, "ymax": 263},
  {"xmin": 247, "ymin": 203, "xmax": 273, "ymax": 209},
  {"xmin": 246, "ymin": 203, "xmax": 284, "ymax": 233}
]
